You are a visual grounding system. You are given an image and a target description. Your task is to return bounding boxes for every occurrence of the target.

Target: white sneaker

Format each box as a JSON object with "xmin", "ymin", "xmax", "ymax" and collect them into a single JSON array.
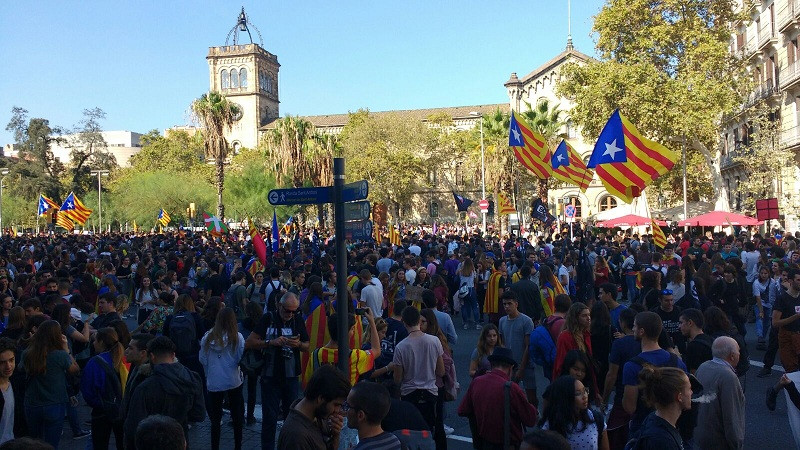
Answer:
[{"xmin": 444, "ymin": 424, "xmax": 455, "ymax": 435}]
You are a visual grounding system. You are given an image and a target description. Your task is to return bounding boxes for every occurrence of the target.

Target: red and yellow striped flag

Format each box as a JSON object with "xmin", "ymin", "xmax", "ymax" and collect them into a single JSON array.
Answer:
[
  {"xmin": 552, "ymin": 140, "xmax": 593, "ymax": 191},
  {"xmin": 55, "ymin": 212, "xmax": 75, "ymax": 232},
  {"xmin": 497, "ymin": 192, "xmax": 516, "ymax": 215},
  {"xmin": 389, "ymin": 223, "xmax": 402, "ymax": 247},
  {"xmin": 509, "ymin": 111, "xmax": 553, "ymax": 179},
  {"xmin": 651, "ymin": 218, "xmax": 667, "ymax": 249},
  {"xmin": 300, "ymin": 302, "xmax": 329, "ymax": 388}
]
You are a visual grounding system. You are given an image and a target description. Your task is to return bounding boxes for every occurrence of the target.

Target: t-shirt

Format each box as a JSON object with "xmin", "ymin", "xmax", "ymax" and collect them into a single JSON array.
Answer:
[
  {"xmin": 499, "ymin": 313, "xmax": 534, "ymax": 368},
  {"xmin": 608, "ymin": 335, "xmax": 641, "ymax": 401},
  {"xmin": 654, "ymin": 307, "xmax": 683, "ymax": 349},
  {"xmin": 753, "ymin": 278, "xmax": 774, "ymax": 308},
  {"xmin": 622, "ymin": 349, "xmax": 687, "ymax": 388},
  {"xmin": 377, "ymin": 318, "xmax": 408, "ymax": 368},
  {"xmin": 277, "ymin": 407, "xmax": 327, "ymax": 450},
  {"xmin": 0, "ymin": 384, "xmax": 13, "ymax": 444},
  {"xmin": 393, "ymin": 331, "xmax": 443, "ymax": 396},
  {"xmin": 353, "ymin": 431, "xmax": 402, "ymax": 450},
  {"xmin": 541, "ymin": 409, "xmax": 604, "ymax": 450},
  {"xmin": 360, "ymin": 283, "xmax": 383, "ymax": 317},
  {"xmin": 683, "ymin": 334, "xmax": 714, "ymax": 373},
  {"xmin": 609, "ymin": 304, "xmax": 627, "ymax": 332},
  {"xmin": 558, "ymin": 265, "xmax": 570, "ymax": 289},
  {"xmin": 251, "ymin": 312, "xmax": 309, "ymax": 377},
  {"xmin": 774, "ymin": 290, "xmax": 800, "ymax": 333},
  {"xmin": 22, "ymin": 349, "xmax": 72, "ymax": 407}
]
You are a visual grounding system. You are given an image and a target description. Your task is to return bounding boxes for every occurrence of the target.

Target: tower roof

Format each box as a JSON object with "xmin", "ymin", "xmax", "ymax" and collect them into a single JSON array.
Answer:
[{"xmin": 226, "ymin": 7, "xmax": 264, "ymax": 47}]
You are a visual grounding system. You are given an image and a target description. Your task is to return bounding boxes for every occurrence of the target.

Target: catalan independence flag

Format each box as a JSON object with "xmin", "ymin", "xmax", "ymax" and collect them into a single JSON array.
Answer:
[
  {"xmin": 552, "ymin": 140, "xmax": 593, "ymax": 192},
  {"xmin": 389, "ymin": 223, "xmax": 402, "ymax": 247},
  {"xmin": 497, "ymin": 192, "xmax": 516, "ymax": 215},
  {"xmin": 38, "ymin": 194, "xmax": 59, "ymax": 216},
  {"xmin": 55, "ymin": 212, "xmax": 75, "ymax": 232},
  {"xmin": 157, "ymin": 209, "xmax": 171, "ymax": 227},
  {"xmin": 651, "ymin": 218, "xmax": 667, "ymax": 249},
  {"xmin": 509, "ymin": 110, "xmax": 552, "ymax": 179},
  {"xmin": 587, "ymin": 110, "xmax": 678, "ymax": 203},
  {"xmin": 300, "ymin": 301, "xmax": 329, "ymax": 388},
  {"xmin": 484, "ymin": 270, "xmax": 504, "ymax": 314},
  {"xmin": 59, "ymin": 192, "xmax": 92, "ymax": 225}
]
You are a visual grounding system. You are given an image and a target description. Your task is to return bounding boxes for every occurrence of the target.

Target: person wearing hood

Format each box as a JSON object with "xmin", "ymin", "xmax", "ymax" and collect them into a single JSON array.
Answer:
[
  {"xmin": 199, "ymin": 307, "xmax": 245, "ymax": 450},
  {"xmin": 123, "ymin": 336, "xmax": 205, "ymax": 450}
]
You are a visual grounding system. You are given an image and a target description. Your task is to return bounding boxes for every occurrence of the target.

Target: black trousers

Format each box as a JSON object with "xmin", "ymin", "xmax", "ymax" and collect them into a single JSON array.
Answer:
[
  {"xmin": 91, "ymin": 411, "xmax": 124, "ymax": 450},
  {"xmin": 208, "ymin": 384, "xmax": 244, "ymax": 450},
  {"xmin": 764, "ymin": 324, "xmax": 779, "ymax": 369},
  {"xmin": 402, "ymin": 390, "xmax": 440, "ymax": 445},
  {"xmin": 246, "ymin": 371, "xmax": 259, "ymax": 418}
]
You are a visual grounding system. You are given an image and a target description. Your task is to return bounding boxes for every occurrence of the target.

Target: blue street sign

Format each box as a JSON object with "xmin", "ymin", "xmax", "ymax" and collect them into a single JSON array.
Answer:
[
  {"xmin": 344, "ymin": 201, "xmax": 371, "ymax": 222},
  {"xmin": 342, "ymin": 180, "xmax": 369, "ymax": 203},
  {"xmin": 565, "ymin": 204, "xmax": 576, "ymax": 218},
  {"xmin": 344, "ymin": 219, "xmax": 373, "ymax": 240},
  {"xmin": 268, "ymin": 187, "xmax": 332, "ymax": 206}
]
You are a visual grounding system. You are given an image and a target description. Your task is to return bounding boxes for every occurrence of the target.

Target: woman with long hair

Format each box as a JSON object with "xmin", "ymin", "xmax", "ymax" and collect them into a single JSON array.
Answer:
[
  {"xmin": 200, "ymin": 307, "xmax": 245, "ymax": 450},
  {"xmin": 553, "ymin": 303, "xmax": 600, "ymax": 404},
  {"xmin": 201, "ymin": 296, "xmax": 224, "ymax": 331},
  {"xmin": 134, "ymin": 291, "xmax": 174, "ymax": 335},
  {"xmin": 431, "ymin": 274, "xmax": 449, "ymax": 312},
  {"xmin": 22, "ymin": 320, "xmax": 80, "ymax": 449},
  {"xmin": 302, "ymin": 281, "xmax": 325, "ymax": 317},
  {"xmin": 590, "ymin": 301, "xmax": 612, "ymax": 387},
  {"xmin": 387, "ymin": 269, "xmax": 408, "ymax": 304},
  {"xmin": 457, "ymin": 257, "xmax": 479, "ymax": 330},
  {"xmin": 631, "ymin": 366, "xmax": 692, "ymax": 449},
  {"xmin": 539, "ymin": 375, "xmax": 609, "ymax": 450},
  {"xmin": 80, "ymin": 327, "xmax": 127, "ymax": 450},
  {"xmin": 135, "ymin": 276, "xmax": 158, "ymax": 325},
  {"xmin": 470, "ymin": 323, "xmax": 504, "ymax": 378},
  {"xmin": 415, "ymin": 267, "xmax": 431, "ymax": 289},
  {"xmin": 0, "ymin": 306, "xmax": 25, "ymax": 342}
]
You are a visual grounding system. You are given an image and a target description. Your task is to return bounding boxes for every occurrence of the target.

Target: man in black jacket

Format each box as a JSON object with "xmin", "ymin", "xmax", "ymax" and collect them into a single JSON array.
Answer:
[{"xmin": 123, "ymin": 336, "xmax": 205, "ymax": 450}]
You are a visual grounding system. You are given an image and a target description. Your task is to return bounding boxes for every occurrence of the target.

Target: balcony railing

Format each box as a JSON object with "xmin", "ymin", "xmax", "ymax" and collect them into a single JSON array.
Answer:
[
  {"xmin": 757, "ymin": 23, "xmax": 777, "ymax": 48},
  {"xmin": 720, "ymin": 145, "xmax": 744, "ymax": 170},
  {"xmin": 781, "ymin": 59, "xmax": 800, "ymax": 90},
  {"xmin": 781, "ymin": 125, "xmax": 800, "ymax": 148},
  {"xmin": 744, "ymin": 81, "xmax": 779, "ymax": 107},
  {"xmin": 778, "ymin": 0, "xmax": 800, "ymax": 31}
]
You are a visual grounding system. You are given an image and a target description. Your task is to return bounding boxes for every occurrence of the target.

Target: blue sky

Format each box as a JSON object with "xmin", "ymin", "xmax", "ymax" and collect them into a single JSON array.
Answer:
[{"xmin": 0, "ymin": 1, "xmax": 603, "ymax": 145}]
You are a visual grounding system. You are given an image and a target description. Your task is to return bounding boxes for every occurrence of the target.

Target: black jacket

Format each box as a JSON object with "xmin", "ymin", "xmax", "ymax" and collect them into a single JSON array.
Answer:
[
  {"xmin": 123, "ymin": 362, "xmax": 205, "ymax": 447},
  {"xmin": 633, "ymin": 411, "xmax": 684, "ymax": 449}
]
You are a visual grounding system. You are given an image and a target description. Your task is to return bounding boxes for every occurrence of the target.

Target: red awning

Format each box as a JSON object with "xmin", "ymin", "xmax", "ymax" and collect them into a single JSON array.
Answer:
[
  {"xmin": 677, "ymin": 211, "xmax": 762, "ymax": 227},
  {"xmin": 597, "ymin": 214, "xmax": 667, "ymax": 228}
]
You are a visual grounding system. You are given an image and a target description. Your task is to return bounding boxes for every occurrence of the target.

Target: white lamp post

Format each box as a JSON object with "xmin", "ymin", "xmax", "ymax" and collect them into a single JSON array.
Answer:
[
  {"xmin": 469, "ymin": 111, "xmax": 486, "ymax": 234},
  {"xmin": 0, "ymin": 169, "xmax": 8, "ymax": 234},
  {"xmin": 90, "ymin": 170, "xmax": 109, "ymax": 232}
]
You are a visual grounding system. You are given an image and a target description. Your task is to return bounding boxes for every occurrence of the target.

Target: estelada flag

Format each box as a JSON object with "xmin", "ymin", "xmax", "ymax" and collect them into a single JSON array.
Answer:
[
  {"xmin": 55, "ymin": 212, "xmax": 74, "ymax": 232},
  {"xmin": 59, "ymin": 192, "xmax": 92, "ymax": 225},
  {"xmin": 484, "ymin": 270, "xmax": 504, "ymax": 314},
  {"xmin": 552, "ymin": 140, "xmax": 593, "ymax": 192},
  {"xmin": 38, "ymin": 194, "xmax": 59, "ymax": 216},
  {"xmin": 509, "ymin": 111, "xmax": 552, "ymax": 179},
  {"xmin": 587, "ymin": 110, "xmax": 677, "ymax": 203},
  {"xmin": 497, "ymin": 192, "xmax": 516, "ymax": 215},
  {"xmin": 301, "ymin": 300, "xmax": 329, "ymax": 388},
  {"xmin": 651, "ymin": 218, "xmax": 667, "ymax": 249}
]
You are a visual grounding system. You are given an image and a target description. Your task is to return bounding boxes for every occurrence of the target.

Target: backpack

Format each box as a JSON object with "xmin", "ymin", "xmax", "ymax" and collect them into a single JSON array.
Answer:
[
  {"xmin": 266, "ymin": 281, "xmax": 283, "ymax": 313},
  {"xmin": 529, "ymin": 317, "xmax": 559, "ymax": 368},
  {"xmin": 392, "ymin": 429, "xmax": 435, "ymax": 450},
  {"xmin": 169, "ymin": 313, "xmax": 197, "ymax": 355},
  {"xmin": 92, "ymin": 355, "xmax": 123, "ymax": 423}
]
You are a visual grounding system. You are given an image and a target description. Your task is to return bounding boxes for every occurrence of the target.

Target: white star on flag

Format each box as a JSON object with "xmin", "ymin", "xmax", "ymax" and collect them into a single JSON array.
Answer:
[
  {"xmin": 511, "ymin": 126, "xmax": 521, "ymax": 144},
  {"xmin": 557, "ymin": 153, "xmax": 565, "ymax": 163},
  {"xmin": 603, "ymin": 139, "xmax": 623, "ymax": 160}
]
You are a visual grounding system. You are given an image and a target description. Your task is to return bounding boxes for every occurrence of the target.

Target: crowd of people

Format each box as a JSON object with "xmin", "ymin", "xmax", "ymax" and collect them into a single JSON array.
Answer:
[{"xmin": 0, "ymin": 224, "xmax": 794, "ymax": 449}]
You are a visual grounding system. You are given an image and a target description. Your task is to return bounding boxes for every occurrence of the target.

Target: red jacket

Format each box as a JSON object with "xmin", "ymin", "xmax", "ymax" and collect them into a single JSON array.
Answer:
[
  {"xmin": 457, "ymin": 369, "xmax": 537, "ymax": 446},
  {"xmin": 552, "ymin": 329, "xmax": 600, "ymax": 397}
]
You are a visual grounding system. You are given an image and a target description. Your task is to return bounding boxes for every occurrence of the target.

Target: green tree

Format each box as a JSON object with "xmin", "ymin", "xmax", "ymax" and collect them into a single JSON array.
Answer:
[
  {"xmin": 191, "ymin": 92, "xmax": 240, "ymax": 220},
  {"xmin": 4, "ymin": 107, "xmax": 65, "ymax": 200},
  {"xmin": 557, "ymin": 0, "xmax": 743, "ymax": 208},
  {"xmin": 64, "ymin": 108, "xmax": 117, "ymax": 196},
  {"xmin": 129, "ymin": 129, "xmax": 208, "ymax": 176}
]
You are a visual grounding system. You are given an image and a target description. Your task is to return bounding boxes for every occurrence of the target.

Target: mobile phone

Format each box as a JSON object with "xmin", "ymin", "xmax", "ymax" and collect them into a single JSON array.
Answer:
[
  {"xmin": 354, "ymin": 308, "xmax": 367, "ymax": 315},
  {"xmin": 288, "ymin": 335, "xmax": 299, "ymax": 339}
]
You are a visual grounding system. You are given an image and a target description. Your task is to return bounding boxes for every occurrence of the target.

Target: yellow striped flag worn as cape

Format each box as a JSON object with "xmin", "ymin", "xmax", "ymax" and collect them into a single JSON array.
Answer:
[
  {"xmin": 509, "ymin": 111, "xmax": 553, "ymax": 179},
  {"xmin": 587, "ymin": 110, "xmax": 677, "ymax": 203},
  {"xmin": 652, "ymin": 218, "xmax": 667, "ymax": 249},
  {"xmin": 301, "ymin": 301, "xmax": 329, "ymax": 388},
  {"xmin": 484, "ymin": 270, "xmax": 504, "ymax": 314},
  {"xmin": 497, "ymin": 192, "xmax": 516, "ymax": 215}
]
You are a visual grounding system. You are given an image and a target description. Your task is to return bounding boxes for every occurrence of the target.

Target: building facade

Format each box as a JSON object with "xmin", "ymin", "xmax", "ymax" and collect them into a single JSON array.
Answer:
[
  {"xmin": 5, "ymin": 130, "xmax": 143, "ymax": 168},
  {"xmin": 722, "ymin": 0, "xmax": 800, "ymax": 230}
]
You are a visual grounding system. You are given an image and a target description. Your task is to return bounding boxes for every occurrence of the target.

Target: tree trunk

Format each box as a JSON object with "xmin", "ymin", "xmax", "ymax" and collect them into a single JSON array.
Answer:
[
  {"xmin": 316, "ymin": 203, "xmax": 326, "ymax": 229},
  {"xmin": 690, "ymin": 137, "xmax": 730, "ymax": 211},
  {"xmin": 216, "ymin": 158, "xmax": 225, "ymax": 220}
]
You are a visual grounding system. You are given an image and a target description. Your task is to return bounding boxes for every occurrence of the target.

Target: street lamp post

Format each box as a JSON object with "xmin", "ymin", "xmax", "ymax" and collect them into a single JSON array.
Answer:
[
  {"xmin": 90, "ymin": 170, "xmax": 109, "ymax": 232},
  {"xmin": 0, "ymin": 169, "xmax": 8, "ymax": 234},
  {"xmin": 469, "ymin": 111, "xmax": 486, "ymax": 234}
]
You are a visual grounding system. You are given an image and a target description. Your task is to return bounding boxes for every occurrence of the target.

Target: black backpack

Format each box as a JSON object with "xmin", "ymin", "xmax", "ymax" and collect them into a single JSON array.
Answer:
[
  {"xmin": 169, "ymin": 314, "xmax": 197, "ymax": 355},
  {"xmin": 266, "ymin": 281, "xmax": 283, "ymax": 313},
  {"xmin": 92, "ymin": 355, "xmax": 123, "ymax": 423}
]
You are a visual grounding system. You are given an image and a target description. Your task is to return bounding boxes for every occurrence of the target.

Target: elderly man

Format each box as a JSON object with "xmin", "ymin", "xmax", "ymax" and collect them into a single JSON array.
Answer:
[{"xmin": 693, "ymin": 336, "xmax": 745, "ymax": 450}]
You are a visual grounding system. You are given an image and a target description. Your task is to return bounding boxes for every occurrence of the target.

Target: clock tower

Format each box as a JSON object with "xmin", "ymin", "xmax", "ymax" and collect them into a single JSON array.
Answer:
[{"xmin": 207, "ymin": 8, "xmax": 279, "ymax": 150}]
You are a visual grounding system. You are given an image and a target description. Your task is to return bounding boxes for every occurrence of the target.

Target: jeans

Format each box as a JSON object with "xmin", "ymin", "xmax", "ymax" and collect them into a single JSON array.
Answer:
[
  {"xmin": 246, "ymin": 371, "xmax": 259, "ymax": 419},
  {"xmin": 755, "ymin": 305, "xmax": 772, "ymax": 339},
  {"xmin": 625, "ymin": 274, "xmax": 638, "ymax": 304},
  {"xmin": 461, "ymin": 287, "xmax": 479, "ymax": 326},
  {"xmin": 208, "ymin": 385, "xmax": 244, "ymax": 450},
  {"xmin": 25, "ymin": 403, "xmax": 67, "ymax": 449},
  {"xmin": 261, "ymin": 376, "xmax": 299, "ymax": 450},
  {"xmin": 91, "ymin": 411, "xmax": 124, "ymax": 450},
  {"xmin": 67, "ymin": 397, "xmax": 83, "ymax": 434}
]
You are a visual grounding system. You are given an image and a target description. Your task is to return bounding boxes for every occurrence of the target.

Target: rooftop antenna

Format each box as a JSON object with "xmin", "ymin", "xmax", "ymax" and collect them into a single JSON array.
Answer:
[
  {"xmin": 567, "ymin": 0, "xmax": 574, "ymax": 50},
  {"xmin": 225, "ymin": 7, "xmax": 264, "ymax": 47}
]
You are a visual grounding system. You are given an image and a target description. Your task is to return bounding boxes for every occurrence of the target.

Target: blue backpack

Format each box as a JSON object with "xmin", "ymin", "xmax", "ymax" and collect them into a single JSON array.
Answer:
[{"xmin": 529, "ymin": 316, "xmax": 560, "ymax": 368}]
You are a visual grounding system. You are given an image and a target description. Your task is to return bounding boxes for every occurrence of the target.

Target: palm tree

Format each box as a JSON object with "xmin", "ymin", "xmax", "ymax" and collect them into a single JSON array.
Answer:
[
  {"xmin": 191, "ymin": 92, "xmax": 240, "ymax": 220},
  {"xmin": 520, "ymin": 99, "xmax": 566, "ymax": 202}
]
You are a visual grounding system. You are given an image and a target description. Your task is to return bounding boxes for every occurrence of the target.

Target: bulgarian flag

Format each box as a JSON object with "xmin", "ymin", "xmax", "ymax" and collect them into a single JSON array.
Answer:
[{"xmin": 203, "ymin": 212, "xmax": 228, "ymax": 236}]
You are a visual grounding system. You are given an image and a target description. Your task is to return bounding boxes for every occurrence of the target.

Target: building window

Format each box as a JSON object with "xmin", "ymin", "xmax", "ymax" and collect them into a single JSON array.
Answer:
[
  {"xmin": 239, "ymin": 68, "xmax": 247, "ymax": 88},
  {"xmin": 221, "ymin": 69, "xmax": 229, "ymax": 89},
  {"xmin": 231, "ymin": 69, "xmax": 239, "ymax": 88},
  {"xmin": 598, "ymin": 196, "xmax": 617, "ymax": 212},
  {"xmin": 565, "ymin": 196, "xmax": 582, "ymax": 218},
  {"xmin": 566, "ymin": 119, "xmax": 577, "ymax": 139}
]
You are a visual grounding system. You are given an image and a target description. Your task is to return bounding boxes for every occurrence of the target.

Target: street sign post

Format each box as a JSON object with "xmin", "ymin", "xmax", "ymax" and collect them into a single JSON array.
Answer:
[
  {"xmin": 478, "ymin": 199, "xmax": 489, "ymax": 213},
  {"xmin": 268, "ymin": 187, "xmax": 331, "ymax": 206},
  {"xmin": 343, "ymin": 219, "xmax": 373, "ymax": 240},
  {"xmin": 342, "ymin": 180, "xmax": 369, "ymax": 203},
  {"xmin": 343, "ymin": 201, "xmax": 371, "ymax": 222}
]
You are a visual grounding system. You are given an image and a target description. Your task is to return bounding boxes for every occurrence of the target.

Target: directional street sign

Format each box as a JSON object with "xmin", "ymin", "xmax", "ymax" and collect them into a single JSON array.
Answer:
[
  {"xmin": 344, "ymin": 201, "xmax": 371, "ymax": 222},
  {"xmin": 268, "ymin": 180, "xmax": 369, "ymax": 206},
  {"xmin": 342, "ymin": 180, "xmax": 369, "ymax": 203},
  {"xmin": 343, "ymin": 219, "xmax": 373, "ymax": 240},
  {"xmin": 268, "ymin": 187, "xmax": 331, "ymax": 206}
]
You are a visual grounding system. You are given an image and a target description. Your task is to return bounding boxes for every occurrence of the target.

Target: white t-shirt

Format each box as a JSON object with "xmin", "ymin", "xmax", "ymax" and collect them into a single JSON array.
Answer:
[
  {"xmin": 0, "ymin": 384, "xmax": 13, "ymax": 444},
  {"xmin": 541, "ymin": 409, "xmax": 603, "ymax": 450},
  {"xmin": 408, "ymin": 245, "xmax": 421, "ymax": 256},
  {"xmin": 405, "ymin": 269, "xmax": 417, "ymax": 285},
  {"xmin": 393, "ymin": 331, "xmax": 444, "ymax": 396},
  {"xmin": 360, "ymin": 283, "xmax": 383, "ymax": 318},
  {"xmin": 558, "ymin": 265, "xmax": 570, "ymax": 289}
]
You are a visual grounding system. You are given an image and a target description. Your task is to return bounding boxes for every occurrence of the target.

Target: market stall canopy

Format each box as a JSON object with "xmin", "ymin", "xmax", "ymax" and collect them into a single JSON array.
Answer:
[
  {"xmin": 654, "ymin": 201, "xmax": 714, "ymax": 221},
  {"xmin": 597, "ymin": 214, "xmax": 667, "ymax": 228},
  {"xmin": 677, "ymin": 211, "xmax": 762, "ymax": 227}
]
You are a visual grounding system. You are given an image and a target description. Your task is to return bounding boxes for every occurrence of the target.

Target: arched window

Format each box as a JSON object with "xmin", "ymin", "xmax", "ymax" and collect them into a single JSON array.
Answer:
[
  {"xmin": 231, "ymin": 69, "xmax": 239, "ymax": 88},
  {"xmin": 598, "ymin": 195, "xmax": 617, "ymax": 212},
  {"xmin": 239, "ymin": 68, "xmax": 247, "ymax": 88},
  {"xmin": 221, "ymin": 69, "xmax": 229, "ymax": 89},
  {"xmin": 565, "ymin": 196, "xmax": 582, "ymax": 218}
]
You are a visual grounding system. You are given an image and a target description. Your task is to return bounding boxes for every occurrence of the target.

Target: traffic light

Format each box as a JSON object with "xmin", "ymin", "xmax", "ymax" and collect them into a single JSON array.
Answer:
[
  {"xmin": 430, "ymin": 201, "xmax": 439, "ymax": 218},
  {"xmin": 488, "ymin": 200, "xmax": 495, "ymax": 216}
]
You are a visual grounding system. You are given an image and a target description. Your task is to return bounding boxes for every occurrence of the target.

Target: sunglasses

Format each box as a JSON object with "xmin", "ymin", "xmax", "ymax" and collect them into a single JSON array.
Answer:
[
  {"xmin": 341, "ymin": 401, "xmax": 359, "ymax": 412},
  {"xmin": 661, "ymin": 289, "xmax": 673, "ymax": 295}
]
